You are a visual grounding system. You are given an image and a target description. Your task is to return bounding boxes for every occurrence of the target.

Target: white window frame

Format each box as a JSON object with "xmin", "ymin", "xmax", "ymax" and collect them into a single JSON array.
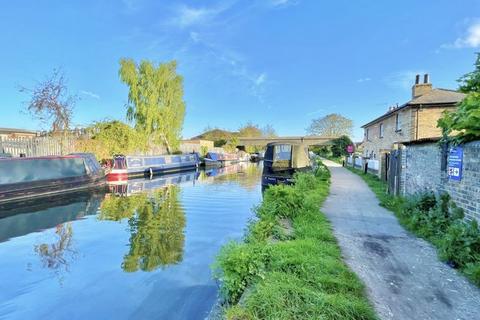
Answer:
[
  {"xmin": 395, "ymin": 113, "xmax": 401, "ymax": 132},
  {"xmin": 379, "ymin": 123, "xmax": 384, "ymax": 138}
]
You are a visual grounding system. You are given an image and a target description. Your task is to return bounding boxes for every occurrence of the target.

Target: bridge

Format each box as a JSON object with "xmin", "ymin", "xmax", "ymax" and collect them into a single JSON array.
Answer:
[{"xmin": 237, "ymin": 136, "xmax": 335, "ymax": 147}]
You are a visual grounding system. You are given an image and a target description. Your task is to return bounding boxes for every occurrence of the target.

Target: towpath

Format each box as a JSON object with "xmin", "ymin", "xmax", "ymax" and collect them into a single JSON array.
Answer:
[{"xmin": 321, "ymin": 159, "xmax": 480, "ymax": 320}]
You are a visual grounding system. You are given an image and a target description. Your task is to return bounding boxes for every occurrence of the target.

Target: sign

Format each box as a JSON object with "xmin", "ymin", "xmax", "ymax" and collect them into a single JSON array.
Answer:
[
  {"xmin": 346, "ymin": 145, "xmax": 354, "ymax": 154},
  {"xmin": 447, "ymin": 146, "xmax": 463, "ymax": 181}
]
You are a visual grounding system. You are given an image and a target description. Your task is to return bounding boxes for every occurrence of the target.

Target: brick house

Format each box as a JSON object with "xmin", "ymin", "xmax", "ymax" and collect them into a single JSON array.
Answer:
[{"xmin": 361, "ymin": 74, "xmax": 465, "ymax": 177}]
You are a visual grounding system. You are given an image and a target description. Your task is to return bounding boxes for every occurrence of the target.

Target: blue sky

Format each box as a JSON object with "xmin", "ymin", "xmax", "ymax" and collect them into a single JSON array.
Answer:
[{"xmin": 1, "ymin": 0, "xmax": 479, "ymax": 141}]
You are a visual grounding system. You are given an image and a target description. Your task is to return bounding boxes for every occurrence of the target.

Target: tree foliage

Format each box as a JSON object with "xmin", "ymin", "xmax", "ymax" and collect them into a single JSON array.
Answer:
[
  {"xmin": 20, "ymin": 69, "xmax": 76, "ymax": 134},
  {"xmin": 99, "ymin": 185, "xmax": 185, "ymax": 272},
  {"xmin": 331, "ymin": 135, "xmax": 353, "ymax": 158},
  {"xmin": 307, "ymin": 113, "xmax": 353, "ymax": 137},
  {"xmin": 119, "ymin": 59, "xmax": 186, "ymax": 154},
  {"xmin": 438, "ymin": 53, "xmax": 480, "ymax": 143},
  {"xmin": 238, "ymin": 122, "xmax": 262, "ymax": 137},
  {"xmin": 76, "ymin": 120, "xmax": 146, "ymax": 160}
]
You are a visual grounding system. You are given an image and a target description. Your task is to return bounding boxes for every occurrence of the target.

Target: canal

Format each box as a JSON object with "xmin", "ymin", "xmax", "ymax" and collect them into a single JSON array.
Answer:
[{"xmin": 0, "ymin": 163, "xmax": 263, "ymax": 320}]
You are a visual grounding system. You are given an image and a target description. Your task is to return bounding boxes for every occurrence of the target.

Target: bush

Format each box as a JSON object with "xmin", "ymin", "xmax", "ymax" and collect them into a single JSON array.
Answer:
[
  {"xmin": 439, "ymin": 220, "xmax": 480, "ymax": 268},
  {"xmin": 212, "ymin": 241, "xmax": 271, "ymax": 303}
]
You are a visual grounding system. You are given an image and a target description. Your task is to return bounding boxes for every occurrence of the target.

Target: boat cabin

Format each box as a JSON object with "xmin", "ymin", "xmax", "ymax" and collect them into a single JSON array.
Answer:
[
  {"xmin": 262, "ymin": 142, "xmax": 311, "ymax": 189},
  {"xmin": 0, "ymin": 153, "xmax": 105, "ymax": 204}
]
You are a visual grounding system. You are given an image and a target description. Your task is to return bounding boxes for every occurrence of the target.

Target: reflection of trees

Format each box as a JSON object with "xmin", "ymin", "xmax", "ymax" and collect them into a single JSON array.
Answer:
[
  {"xmin": 34, "ymin": 223, "xmax": 76, "ymax": 281},
  {"xmin": 99, "ymin": 185, "xmax": 185, "ymax": 272},
  {"xmin": 200, "ymin": 163, "xmax": 262, "ymax": 191}
]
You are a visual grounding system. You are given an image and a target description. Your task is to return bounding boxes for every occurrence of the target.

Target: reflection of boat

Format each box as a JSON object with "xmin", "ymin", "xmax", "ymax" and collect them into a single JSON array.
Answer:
[
  {"xmin": 204, "ymin": 152, "xmax": 239, "ymax": 167},
  {"xmin": 0, "ymin": 191, "xmax": 104, "ymax": 243},
  {"xmin": 250, "ymin": 152, "xmax": 264, "ymax": 162},
  {"xmin": 204, "ymin": 162, "xmax": 246, "ymax": 177},
  {"xmin": 262, "ymin": 142, "xmax": 312, "ymax": 190},
  {"xmin": 0, "ymin": 153, "xmax": 105, "ymax": 204},
  {"xmin": 107, "ymin": 154, "xmax": 199, "ymax": 182},
  {"xmin": 108, "ymin": 170, "xmax": 200, "ymax": 196}
]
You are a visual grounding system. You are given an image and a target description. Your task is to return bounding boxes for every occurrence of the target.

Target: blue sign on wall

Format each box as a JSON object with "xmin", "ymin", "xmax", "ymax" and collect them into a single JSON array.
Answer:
[{"xmin": 448, "ymin": 146, "xmax": 463, "ymax": 181}]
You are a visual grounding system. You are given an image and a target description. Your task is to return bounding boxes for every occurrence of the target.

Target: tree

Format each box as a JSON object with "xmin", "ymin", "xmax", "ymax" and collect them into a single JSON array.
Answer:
[
  {"xmin": 330, "ymin": 135, "xmax": 353, "ymax": 158},
  {"xmin": 261, "ymin": 124, "xmax": 277, "ymax": 138},
  {"xmin": 76, "ymin": 120, "xmax": 146, "ymax": 160},
  {"xmin": 438, "ymin": 53, "xmax": 480, "ymax": 143},
  {"xmin": 238, "ymin": 122, "xmax": 262, "ymax": 137},
  {"xmin": 307, "ymin": 113, "xmax": 353, "ymax": 137},
  {"xmin": 20, "ymin": 69, "xmax": 76, "ymax": 135},
  {"xmin": 119, "ymin": 59, "xmax": 186, "ymax": 154}
]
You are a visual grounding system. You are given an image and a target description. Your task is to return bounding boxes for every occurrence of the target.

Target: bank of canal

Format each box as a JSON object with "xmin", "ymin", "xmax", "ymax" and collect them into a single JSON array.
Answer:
[{"xmin": 0, "ymin": 163, "xmax": 262, "ymax": 320}]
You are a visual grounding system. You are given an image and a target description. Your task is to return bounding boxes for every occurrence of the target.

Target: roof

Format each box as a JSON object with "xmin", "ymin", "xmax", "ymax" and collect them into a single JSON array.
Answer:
[
  {"xmin": 0, "ymin": 127, "xmax": 37, "ymax": 135},
  {"xmin": 409, "ymin": 89, "xmax": 466, "ymax": 105},
  {"xmin": 361, "ymin": 88, "xmax": 466, "ymax": 128}
]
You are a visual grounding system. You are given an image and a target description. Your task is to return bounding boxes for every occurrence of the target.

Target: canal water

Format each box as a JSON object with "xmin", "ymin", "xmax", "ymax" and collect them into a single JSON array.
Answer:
[{"xmin": 0, "ymin": 163, "xmax": 262, "ymax": 320}]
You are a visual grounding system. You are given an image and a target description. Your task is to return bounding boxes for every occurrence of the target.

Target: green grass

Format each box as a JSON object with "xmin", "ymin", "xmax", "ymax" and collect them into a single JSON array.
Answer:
[
  {"xmin": 346, "ymin": 166, "xmax": 480, "ymax": 287},
  {"xmin": 213, "ymin": 163, "xmax": 377, "ymax": 320}
]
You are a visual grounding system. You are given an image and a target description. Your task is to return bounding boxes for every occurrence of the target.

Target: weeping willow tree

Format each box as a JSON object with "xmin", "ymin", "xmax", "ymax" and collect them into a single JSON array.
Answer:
[
  {"xmin": 99, "ymin": 185, "xmax": 186, "ymax": 272},
  {"xmin": 119, "ymin": 59, "xmax": 186, "ymax": 154}
]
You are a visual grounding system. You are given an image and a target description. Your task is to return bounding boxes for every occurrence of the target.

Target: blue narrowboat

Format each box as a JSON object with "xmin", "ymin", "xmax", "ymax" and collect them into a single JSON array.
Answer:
[
  {"xmin": 0, "ymin": 153, "xmax": 105, "ymax": 204},
  {"xmin": 107, "ymin": 154, "xmax": 199, "ymax": 182}
]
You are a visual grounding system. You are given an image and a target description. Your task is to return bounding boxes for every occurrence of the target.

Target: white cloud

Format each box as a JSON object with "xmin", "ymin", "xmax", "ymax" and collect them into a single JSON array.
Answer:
[
  {"xmin": 444, "ymin": 20, "xmax": 480, "ymax": 48},
  {"xmin": 269, "ymin": 0, "xmax": 299, "ymax": 8},
  {"xmin": 170, "ymin": 2, "xmax": 236, "ymax": 28},
  {"xmin": 357, "ymin": 77, "xmax": 371, "ymax": 83},
  {"xmin": 189, "ymin": 31, "xmax": 200, "ymax": 43},
  {"xmin": 80, "ymin": 90, "xmax": 100, "ymax": 99},
  {"xmin": 385, "ymin": 70, "xmax": 426, "ymax": 90},
  {"xmin": 255, "ymin": 73, "xmax": 267, "ymax": 86}
]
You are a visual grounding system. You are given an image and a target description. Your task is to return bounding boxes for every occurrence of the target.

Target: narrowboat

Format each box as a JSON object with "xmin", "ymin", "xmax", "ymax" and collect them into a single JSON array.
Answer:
[
  {"xmin": 107, "ymin": 153, "xmax": 199, "ymax": 182},
  {"xmin": 0, "ymin": 153, "xmax": 105, "ymax": 204},
  {"xmin": 261, "ymin": 142, "xmax": 312, "ymax": 190},
  {"xmin": 204, "ymin": 152, "xmax": 239, "ymax": 167}
]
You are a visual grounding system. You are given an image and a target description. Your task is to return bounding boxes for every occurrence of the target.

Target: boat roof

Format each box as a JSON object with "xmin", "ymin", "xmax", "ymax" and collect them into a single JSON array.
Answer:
[{"xmin": 0, "ymin": 155, "xmax": 82, "ymax": 161}]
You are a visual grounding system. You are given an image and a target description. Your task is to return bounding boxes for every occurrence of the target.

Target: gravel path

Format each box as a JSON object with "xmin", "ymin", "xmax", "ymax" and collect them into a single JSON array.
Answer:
[{"xmin": 321, "ymin": 159, "xmax": 480, "ymax": 320}]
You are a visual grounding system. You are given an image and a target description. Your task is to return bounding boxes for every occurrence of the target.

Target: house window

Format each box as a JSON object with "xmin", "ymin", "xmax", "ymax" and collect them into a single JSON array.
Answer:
[
  {"xmin": 395, "ymin": 114, "xmax": 401, "ymax": 131},
  {"xmin": 379, "ymin": 123, "xmax": 384, "ymax": 138},
  {"xmin": 365, "ymin": 128, "xmax": 369, "ymax": 140}
]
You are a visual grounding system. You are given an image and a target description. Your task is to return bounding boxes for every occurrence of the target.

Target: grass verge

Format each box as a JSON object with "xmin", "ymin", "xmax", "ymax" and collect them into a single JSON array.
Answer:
[
  {"xmin": 212, "ymin": 162, "xmax": 377, "ymax": 320},
  {"xmin": 346, "ymin": 166, "xmax": 480, "ymax": 287}
]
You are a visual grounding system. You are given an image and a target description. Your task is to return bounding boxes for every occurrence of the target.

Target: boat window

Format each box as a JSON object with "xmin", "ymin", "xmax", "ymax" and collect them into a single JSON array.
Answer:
[
  {"xmin": 273, "ymin": 144, "xmax": 292, "ymax": 168},
  {"xmin": 114, "ymin": 157, "xmax": 127, "ymax": 169},
  {"xmin": 0, "ymin": 158, "xmax": 87, "ymax": 185},
  {"xmin": 144, "ymin": 157, "xmax": 166, "ymax": 166}
]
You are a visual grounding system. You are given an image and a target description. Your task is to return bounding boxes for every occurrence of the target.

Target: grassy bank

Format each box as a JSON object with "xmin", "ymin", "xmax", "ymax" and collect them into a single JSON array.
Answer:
[
  {"xmin": 346, "ymin": 166, "xmax": 480, "ymax": 287},
  {"xmin": 213, "ymin": 163, "xmax": 377, "ymax": 320}
]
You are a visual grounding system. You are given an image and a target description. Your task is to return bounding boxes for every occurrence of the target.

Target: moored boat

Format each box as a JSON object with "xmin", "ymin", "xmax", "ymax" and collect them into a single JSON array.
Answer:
[
  {"xmin": 0, "ymin": 153, "xmax": 105, "ymax": 204},
  {"xmin": 107, "ymin": 153, "xmax": 199, "ymax": 182},
  {"xmin": 204, "ymin": 152, "xmax": 239, "ymax": 167},
  {"xmin": 261, "ymin": 142, "xmax": 312, "ymax": 190}
]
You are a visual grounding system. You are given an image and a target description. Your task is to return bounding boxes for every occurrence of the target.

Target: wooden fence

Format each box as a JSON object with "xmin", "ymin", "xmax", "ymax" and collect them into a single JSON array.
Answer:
[{"xmin": 0, "ymin": 136, "xmax": 76, "ymax": 157}]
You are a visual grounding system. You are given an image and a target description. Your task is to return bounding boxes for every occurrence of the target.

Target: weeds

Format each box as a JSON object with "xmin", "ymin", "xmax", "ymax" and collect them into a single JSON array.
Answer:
[{"xmin": 213, "ymin": 163, "xmax": 377, "ymax": 319}]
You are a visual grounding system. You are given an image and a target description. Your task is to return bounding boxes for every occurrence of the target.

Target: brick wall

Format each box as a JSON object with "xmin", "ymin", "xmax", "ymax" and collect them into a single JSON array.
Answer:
[{"xmin": 401, "ymin": 140, "xmax": 480, "ymax": 222}]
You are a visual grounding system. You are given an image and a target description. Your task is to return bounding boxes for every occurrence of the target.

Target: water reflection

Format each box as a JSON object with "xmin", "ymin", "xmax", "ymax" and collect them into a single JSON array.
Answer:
[
  {"xmin": 0, "ymin": 192, "xmax": 104, "ymax": 243},
  {"xmin": 0, "ymin": 163, "xmax": 263, "ymax": 320},
  {"xmin": 100, "ymin": 185, "xmax": 185, "ymax": 272},
  {"xmin": 34, "ymin": 223, "xmax": 77, "ymax": 282}
]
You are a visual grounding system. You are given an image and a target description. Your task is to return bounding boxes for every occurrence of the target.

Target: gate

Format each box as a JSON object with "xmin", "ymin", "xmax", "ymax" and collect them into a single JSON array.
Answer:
[{"xmin": 386, "ymin": 150, "xmax": 401, "ymax": 195}]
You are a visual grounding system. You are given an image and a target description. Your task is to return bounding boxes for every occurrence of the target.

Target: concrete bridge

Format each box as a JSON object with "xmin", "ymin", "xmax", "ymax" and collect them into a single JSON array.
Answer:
[{"xmin": 237, "ymin": 136, "xmax": 335, "ymax": 147}]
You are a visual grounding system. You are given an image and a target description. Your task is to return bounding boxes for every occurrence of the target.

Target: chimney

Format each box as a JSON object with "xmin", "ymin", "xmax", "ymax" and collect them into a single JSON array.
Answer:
[{"xmin": 412, "ymin": 73, "xmax": 432, "ymax": 99}]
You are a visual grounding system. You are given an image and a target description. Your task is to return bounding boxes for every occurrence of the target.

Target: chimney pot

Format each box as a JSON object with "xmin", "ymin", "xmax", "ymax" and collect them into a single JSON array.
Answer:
[
  {"xmin": 415, "ymin": 74, "xmax": 420, "ymax": 84},
  {"xmin": 424, "ymin": 73, "xmax": 429, "ymax": 84}
]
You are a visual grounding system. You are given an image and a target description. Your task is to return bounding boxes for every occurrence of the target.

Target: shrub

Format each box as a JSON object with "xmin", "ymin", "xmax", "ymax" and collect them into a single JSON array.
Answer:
[
  {"xmin": 439, "ymin": 220, "xmax": 480, "ymax": 268},
  {"xmin": 212, "ymin": 241, "xmax": 271, "ymax": 303}
]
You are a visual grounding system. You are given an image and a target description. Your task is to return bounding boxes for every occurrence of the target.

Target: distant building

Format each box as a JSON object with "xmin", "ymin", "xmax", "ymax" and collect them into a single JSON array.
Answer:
[
  {"xmin": 179, "ymin": 139, "xmax": 214, "ymax": 153},
  {"xmin": 361, "ymin": 74, "xmax": 465, "ymax": 177},
  {"xmin": 0, "ymin": 127, "xmax": 38, "ymax": 139}
]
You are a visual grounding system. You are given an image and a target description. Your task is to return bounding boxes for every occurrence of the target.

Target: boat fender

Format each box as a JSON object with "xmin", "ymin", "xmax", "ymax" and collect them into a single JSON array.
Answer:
[{"xmin": 149, "ymin": 167, "xmax": 153, "ymax": 179}]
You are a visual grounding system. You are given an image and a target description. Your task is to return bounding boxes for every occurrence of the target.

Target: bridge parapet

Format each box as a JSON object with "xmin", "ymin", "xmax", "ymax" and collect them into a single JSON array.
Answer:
[{"xmin": 237, "ymin": 136, "xmax": 335, "ymax": 147}]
